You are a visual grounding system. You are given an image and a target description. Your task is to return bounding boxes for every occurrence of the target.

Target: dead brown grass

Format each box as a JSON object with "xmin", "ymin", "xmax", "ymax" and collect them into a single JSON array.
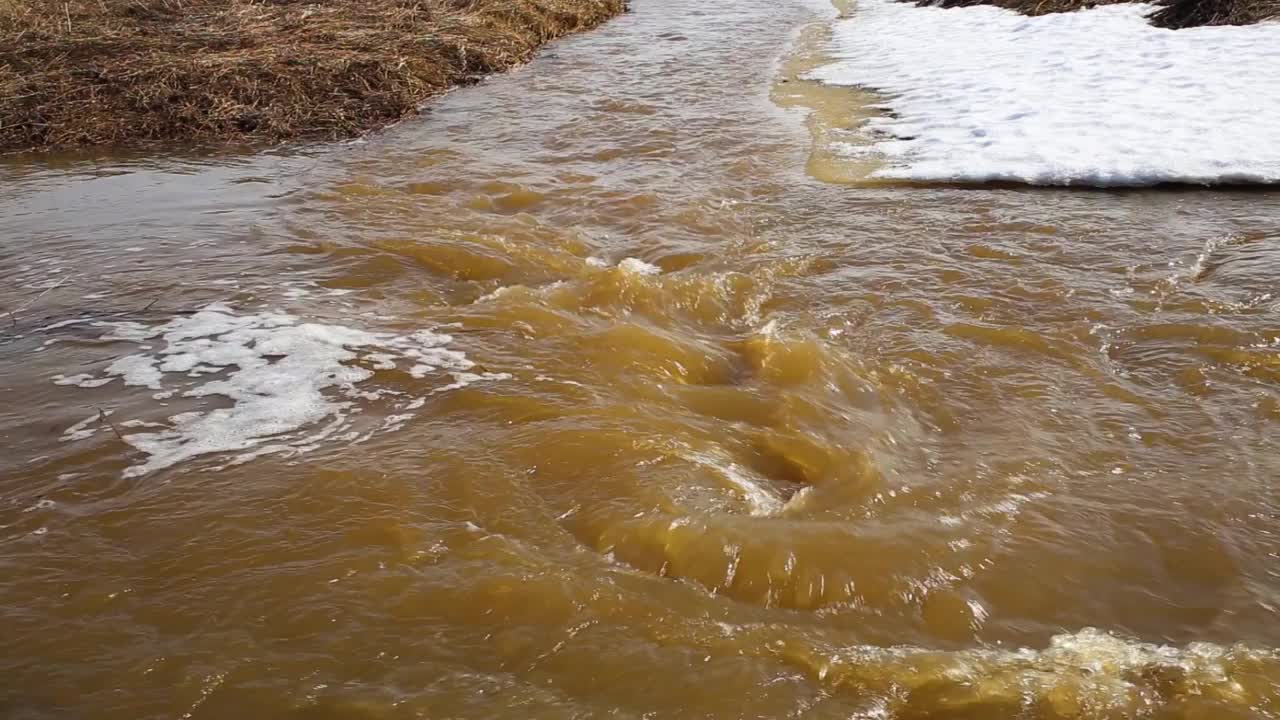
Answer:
[
  {"xmin": 902, "ymin": 0, "xmax": 1280, "ymax": 27},
  {"xmin": 0, "ymin": 0, "xmax": 627, "ymax": 152},
  {"xmin": 900, "ymin": 0, "xmax": 1129, "ymax": 13},
  {"xmin": 1148, "ymin": 0, "xmax": 1280, "ymax": 27}
]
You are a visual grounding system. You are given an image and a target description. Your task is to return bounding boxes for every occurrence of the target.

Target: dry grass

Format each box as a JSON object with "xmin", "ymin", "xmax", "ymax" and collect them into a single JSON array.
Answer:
[
  {"xmin": 902, "ymin": 0, "xmax": 1280, "ymax": 26},
  {"xmin": 901, "ymin": 0, "xmax": 1129, "ymax": 13},
  {"xmin": 0, "ymin": 0, "xmax": 626, "ymax": 152},
  {"xmin": 1148, "ymin": 0, "xmax": 1280, "ymax": 27}
]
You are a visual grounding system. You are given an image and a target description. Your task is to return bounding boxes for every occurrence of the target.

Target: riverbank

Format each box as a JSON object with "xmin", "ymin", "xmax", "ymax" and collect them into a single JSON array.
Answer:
[
  {"xmin": 900, "ymin": 0, "xmax": 1280, "ymax": 28},
  {"xmin": 0, "ymin": 0, "xmax": 626, "ymax": 153}
]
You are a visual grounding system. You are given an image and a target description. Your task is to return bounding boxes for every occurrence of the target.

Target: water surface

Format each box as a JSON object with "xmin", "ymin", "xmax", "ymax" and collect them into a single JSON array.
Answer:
[{"xmin": 3, "ymin": 0, "xmax": 1280, "ymax": 717}]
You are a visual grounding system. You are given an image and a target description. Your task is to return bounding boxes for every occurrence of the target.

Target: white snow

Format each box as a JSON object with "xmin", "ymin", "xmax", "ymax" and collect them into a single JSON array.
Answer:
[
  {"xmin": 809, "ymin": 1, "xmax": 1280, "ymax": 186},
  {"xmin": 55, "ymin": 303, "xmax": 507, "ymax": 477}
]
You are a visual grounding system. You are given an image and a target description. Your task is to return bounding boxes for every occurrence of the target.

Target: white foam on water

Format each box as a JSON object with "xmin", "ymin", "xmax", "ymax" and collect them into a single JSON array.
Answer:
[
  {"xmin": 474, "ymin": 286, "xmax": 516, "ymax": 303},
  {"xmin": 433, "ymin": 370, "xmax": 513, "ymax": 394},
  {"xmin": 55, "ymin": 303, "xmax": 504, "ymax": 477},
  {"xmin": 61, "ymin": 411, "xmax": 111, "ymax": 442},
  {"xmin": 585, "ymin": 256, "xmax": 662, "ymax": 275},
  {"xmin": 688, "ymin": 451, "xmax": 784, "ymax": 516},
  {"xmin": 52, "ymin": 373, "xmax": 114, "ymax": 389},
  {"xmin": 617, "ymin": 258, "xmax": 662, "ymax": 276},
  {"xmin": 809, "ymin": 1, "xmax": 1280, "ymax": 186},
  {"xmin": 106, "ymin": 355, "xmax": 165, "ymax": 390},
  {"xmin": 586, "ymin": 256, "xmax": 663, "ymax": 275},
  {"xmin": 818, "ymin": 627, "xmax": 1278, "ymax": 713},
  {"xmin": 36, "ymin": 318, "xmax": 92, "ymax": 332}
]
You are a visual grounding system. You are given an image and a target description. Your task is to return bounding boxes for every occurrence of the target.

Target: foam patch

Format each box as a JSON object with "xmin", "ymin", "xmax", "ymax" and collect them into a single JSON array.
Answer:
[{"xmin": 55, "ymin": 303, "xmax": 508, "ymax": 477}]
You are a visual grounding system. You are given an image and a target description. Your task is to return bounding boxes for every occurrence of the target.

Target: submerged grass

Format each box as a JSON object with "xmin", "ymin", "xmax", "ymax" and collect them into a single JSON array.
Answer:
[
  {"xmin": 0, "ymin": 0, "xmax": 626, "ymax": 152},
  {"xmin": 903, "ymin": 0, "xmax": 1280, "ymax": 27}
]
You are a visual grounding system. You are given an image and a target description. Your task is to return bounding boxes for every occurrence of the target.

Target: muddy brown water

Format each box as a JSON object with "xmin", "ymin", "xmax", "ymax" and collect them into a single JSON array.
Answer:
[{"xmin": 4, "ymin": 0, "xmax": 1280, "ymax": 717}]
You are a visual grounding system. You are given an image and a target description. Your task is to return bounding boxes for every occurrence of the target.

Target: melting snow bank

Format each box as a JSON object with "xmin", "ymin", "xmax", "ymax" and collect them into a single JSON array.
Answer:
[
  {"xmin": 54, "ymin": 303, "xmax": 508, "ymax": 477},
  {"xmin": 809, "ymin": 1, "xmax": 1280, "ymax": 186}
]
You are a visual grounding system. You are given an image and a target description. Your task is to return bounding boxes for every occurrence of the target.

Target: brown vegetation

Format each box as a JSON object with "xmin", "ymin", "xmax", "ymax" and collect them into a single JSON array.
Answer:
[
  {"xmin": 900, "ymin": 0, "xmax": 1128, "ymax": 13},
  {"xmin": 902, "ymin": 0, "xmax": 1280, "ymax": 27},
  {"xmin": 0, "ymin": 0, "xmax": 626, "ymax": 152},
  {"xmin": 1148, "ymin": 0, "xmax": 1280, "ymax": 28}
]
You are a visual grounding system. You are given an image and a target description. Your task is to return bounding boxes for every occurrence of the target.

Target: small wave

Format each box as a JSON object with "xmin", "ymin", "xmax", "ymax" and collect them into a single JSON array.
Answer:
[
  {"xmin": 818, "ymin": 628, "xmax": 1278, "ymax": 716},
  {"xmin": 686, "ymin": 450, "xmax": 785, "ymax": 516}
]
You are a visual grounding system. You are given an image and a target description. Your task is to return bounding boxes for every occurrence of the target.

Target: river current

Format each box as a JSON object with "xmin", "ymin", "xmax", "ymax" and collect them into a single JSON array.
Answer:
[{"xmin": 3, "ymin": 0, "xmax": 1280, "ymax": 717}]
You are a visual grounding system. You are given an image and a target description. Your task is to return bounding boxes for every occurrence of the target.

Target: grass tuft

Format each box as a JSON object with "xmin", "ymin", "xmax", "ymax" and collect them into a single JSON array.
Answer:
[{"xmin": 1147, "ymin": 0, "xmax": 1280, "ymax": 28}]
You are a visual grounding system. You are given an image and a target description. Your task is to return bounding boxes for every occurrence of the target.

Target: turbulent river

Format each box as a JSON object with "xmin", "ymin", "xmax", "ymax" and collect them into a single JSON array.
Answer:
[{"xmin": 4, "ymin": 0, "xmax": 1280, "ymax": 717}]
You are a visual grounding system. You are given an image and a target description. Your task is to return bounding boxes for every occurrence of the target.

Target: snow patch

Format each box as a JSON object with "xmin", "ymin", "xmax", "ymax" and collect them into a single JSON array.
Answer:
[{"xmin": 810, "ymin": 1, "xmax": 1280, "ymax": 186}]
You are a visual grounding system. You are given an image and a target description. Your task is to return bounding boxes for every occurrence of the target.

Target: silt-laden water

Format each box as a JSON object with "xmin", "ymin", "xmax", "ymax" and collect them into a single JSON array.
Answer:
[{"xmin": 3, "ymin": 0, "xmax": 1280, "ymax": 717}]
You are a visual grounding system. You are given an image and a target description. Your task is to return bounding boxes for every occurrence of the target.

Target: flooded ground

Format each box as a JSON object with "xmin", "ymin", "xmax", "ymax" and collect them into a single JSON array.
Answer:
[{"xmin": 3, "ymin": 0, "xmax": 1280, "ymax": 717}]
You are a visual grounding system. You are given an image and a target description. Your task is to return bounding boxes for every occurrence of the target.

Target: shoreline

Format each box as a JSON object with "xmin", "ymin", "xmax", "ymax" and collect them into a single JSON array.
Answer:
[{"xmin": 0, "ymin": 0, "xmax": 627, "ymax": 154}]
